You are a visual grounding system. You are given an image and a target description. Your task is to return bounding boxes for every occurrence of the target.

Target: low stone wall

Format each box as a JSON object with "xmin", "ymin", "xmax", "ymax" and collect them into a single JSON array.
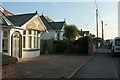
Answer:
[{"xmin": 1, "ymin": 54, "xmax": 18, "ymax": 79}]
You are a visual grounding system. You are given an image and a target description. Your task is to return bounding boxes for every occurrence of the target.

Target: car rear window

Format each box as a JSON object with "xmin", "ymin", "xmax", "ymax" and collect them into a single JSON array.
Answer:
[{"xmin": 115, "ymin": 39, "xmax": 120, "ymax": 46}]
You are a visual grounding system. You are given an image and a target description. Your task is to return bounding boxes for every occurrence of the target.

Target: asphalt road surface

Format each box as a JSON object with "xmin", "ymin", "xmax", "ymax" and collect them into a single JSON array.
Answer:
[{"xmin": 71, "ymin": 46, "xmax": 119, "ymax": 79}]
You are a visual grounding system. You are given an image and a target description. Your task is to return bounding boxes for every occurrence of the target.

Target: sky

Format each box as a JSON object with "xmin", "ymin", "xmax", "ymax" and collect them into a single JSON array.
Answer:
[{"xmin": 1, "ymin": 2, "xmax": 118, "ymax": 40}]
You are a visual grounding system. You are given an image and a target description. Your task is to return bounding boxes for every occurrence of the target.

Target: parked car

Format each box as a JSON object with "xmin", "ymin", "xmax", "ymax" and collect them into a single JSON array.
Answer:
[
  {"xmin": 108, "ymin": 39, "xmax": 113, "ymax": 49},
  {"xmin": 111, "ymin": 37, "xmax": 120, "ymax": 56},
  {"xmin": 104, "ymin": 39, "xmax": 111, "ymax": 46}
]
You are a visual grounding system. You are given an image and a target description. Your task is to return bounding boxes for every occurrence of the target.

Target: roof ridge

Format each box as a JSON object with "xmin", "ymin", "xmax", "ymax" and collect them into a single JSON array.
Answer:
[
  {"xmin": 7, "ymin": 12, "xmax": 37, "ymax": 26},
  {"xmin": 9, "ymin": 12, "xmax": 36, "ymax": 17},
  {"xmin": 51, "ymin": 21, "xmax": 65, "ymax": 23},
  {"xmin": 41, "ymin": 15, "xmax": 55, "ymax": 29}
]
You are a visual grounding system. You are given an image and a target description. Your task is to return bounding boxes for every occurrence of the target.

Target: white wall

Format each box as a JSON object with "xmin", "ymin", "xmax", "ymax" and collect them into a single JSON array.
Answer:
[
  {"xmin": 7, "ymin": 30, "xmax": 11, "ymax": 56},
  {"xmin": 59, "ymin": 31, "xmax": 64, "ymax": 40},
  {"xmin": 22, "ymin": 50, "xmax": 40, "ymax": 58},
  {"xmin": 41, "ymin": 31, "xmax": 56, "ymax": 40},
  {"xmin": 41, "ymin": 30, "xmax": 64, "ymax": 40}
]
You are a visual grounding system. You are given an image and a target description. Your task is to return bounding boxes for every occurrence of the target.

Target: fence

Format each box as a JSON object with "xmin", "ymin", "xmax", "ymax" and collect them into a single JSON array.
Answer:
[{"xmin": 40, "ymin": 40, "xmax": 54, "ymax": 54}]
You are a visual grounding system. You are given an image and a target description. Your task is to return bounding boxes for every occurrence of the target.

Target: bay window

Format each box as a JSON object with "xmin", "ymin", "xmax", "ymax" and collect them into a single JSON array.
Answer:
[{"xmin": 23, "ymin": 30, "xmax": 38, "ymax": 49}]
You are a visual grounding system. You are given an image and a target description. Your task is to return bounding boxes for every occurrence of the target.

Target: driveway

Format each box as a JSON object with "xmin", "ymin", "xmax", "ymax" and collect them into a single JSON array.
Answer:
[{"xmin": 15, "ymin": 54, "xmax": 90, "ymax": 78}]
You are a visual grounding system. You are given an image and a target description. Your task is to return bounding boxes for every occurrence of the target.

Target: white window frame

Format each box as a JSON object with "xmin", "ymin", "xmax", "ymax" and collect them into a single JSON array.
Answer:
[
  {"xmin": 23, "ymin": 30, "xmax": 38, "ymax": 49},
  {"xmin": 2, "ymin": 31, "xmax": 8, "ymax": 52}
]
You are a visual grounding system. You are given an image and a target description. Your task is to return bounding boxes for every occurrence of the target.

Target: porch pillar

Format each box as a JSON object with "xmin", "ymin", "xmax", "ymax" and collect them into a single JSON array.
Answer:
[{"xmin": 8, "ymin": 31, "xmax": 11, "ymax": 56}]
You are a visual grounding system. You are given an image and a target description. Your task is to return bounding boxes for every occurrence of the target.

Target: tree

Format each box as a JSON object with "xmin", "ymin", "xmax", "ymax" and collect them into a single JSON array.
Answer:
[
  {"xmin": 63, "ymin": 24, "xmax": 80, "ymax": 41},
  {"xmin": 63, "ymin": 24, "xmax": 80, "ymax": 52}
]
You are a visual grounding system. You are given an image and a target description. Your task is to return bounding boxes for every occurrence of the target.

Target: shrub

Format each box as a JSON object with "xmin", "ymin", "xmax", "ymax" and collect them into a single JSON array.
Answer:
[{"xmin": 54, "ymin": 41, "xmax": 67, "ymax": 53}]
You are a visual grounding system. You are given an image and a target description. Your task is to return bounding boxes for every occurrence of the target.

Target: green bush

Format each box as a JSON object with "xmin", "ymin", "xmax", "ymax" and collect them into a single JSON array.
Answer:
[
  {"xmin": 55, "ymin": 41, "xmax": 67, "ymax": 53},
  {"xmin": 73, "ymin": 36, "xmax": 91, "ymax": 54},
  {"xmin": 54, "ymin": 36, "xmax": 93, "ymax": 54}
]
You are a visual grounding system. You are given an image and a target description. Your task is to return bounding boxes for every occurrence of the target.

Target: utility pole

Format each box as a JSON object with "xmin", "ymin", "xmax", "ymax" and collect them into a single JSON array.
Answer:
[
  {"xmin": 96, "ymin": 9, "xmax": 99, "ymax": 48},
  {"xmin": 96, "ymin": 9, "xmax": 98, "ymax": 38},
  {"xmin": 101, "ymin": 20, "xmax": 104, "ymax": 40}
]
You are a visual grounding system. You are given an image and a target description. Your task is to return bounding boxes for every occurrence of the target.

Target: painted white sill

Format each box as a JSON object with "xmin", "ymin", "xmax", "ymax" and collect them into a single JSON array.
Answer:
[{"xmin": 23, "ymin": 48, "xmax": 40, "ymax": 51}]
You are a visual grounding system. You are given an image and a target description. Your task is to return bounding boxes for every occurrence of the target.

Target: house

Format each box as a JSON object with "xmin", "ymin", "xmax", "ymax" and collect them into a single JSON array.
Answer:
[
  {"xmin": 40, "ymin": 15, "xmax": 65, "ymax": 40},
  {"xmin": 80, "ymin": 29, "xmax": 90, "ymax": 36},
  {"xmin": 0, "ymin": 11, "xmax": 47, "ymax": 59}
]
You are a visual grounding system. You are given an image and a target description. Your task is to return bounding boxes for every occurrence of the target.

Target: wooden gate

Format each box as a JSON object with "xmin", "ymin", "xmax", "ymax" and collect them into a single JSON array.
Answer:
[{"xmin": 41, "ymin": 40, "xmax": 54, "ymax": 54}]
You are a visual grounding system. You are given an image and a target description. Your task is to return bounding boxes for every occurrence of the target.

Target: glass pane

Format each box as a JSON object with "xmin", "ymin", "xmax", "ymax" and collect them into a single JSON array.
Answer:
[
  {"xmin": 23, "ymin": 36, "xmax": 25, "ymax": 48},
  {"xmin": 34, "ymin": 31, "xmax": 36, "ymax": 35},
  {"xmin": 34, "ymin": 37, "xmax": 37, "ymax": 48},
  {"xmin": 28, "ymin": 30, "xmax": 31, "ymax": 35},
  {"xmin": 37, "ymin": 31, "xmax": 40, "ymax": 35},
  {"xmin": 28, "ymin": 36, "xmax": 32, "ymax": 48},
  {"xmin": 23, "ymin": 31, "xmax": 26, "ymax": 35},
  {"xmin": 115, "ymin": 39, "xmax": 120, "ymax": 46},
  {"xmin": 3, "ymin": 31, "xmax": 7, "ymax": 37},
  {"xmin": 57, "ymin": 33, "xmax": 60, "ymax": 40},
  {"xmin": 2, "ymin": 39, "xmax": 8, "ymax": 52}
]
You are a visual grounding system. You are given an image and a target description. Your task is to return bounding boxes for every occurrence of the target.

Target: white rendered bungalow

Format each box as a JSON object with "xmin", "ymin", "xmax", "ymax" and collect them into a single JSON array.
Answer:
[{"xmin": 0, "ymin": 11, "xmax": 46, "ymax": 59}]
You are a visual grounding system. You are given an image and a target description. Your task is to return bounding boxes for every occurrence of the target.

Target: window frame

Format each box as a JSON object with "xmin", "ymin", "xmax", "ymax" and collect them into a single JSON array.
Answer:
[
  {"xmin": 2, "ymin": 31, "xmax": 8, "ymax": 52},
  {"xmin": 23, "ymin": 30, "xmax": 38, "ymax": 49}
]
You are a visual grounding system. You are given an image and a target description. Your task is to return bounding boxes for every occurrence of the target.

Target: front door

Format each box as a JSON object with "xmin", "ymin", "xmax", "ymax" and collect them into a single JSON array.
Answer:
[{"xmin": 11, "ymin": 32, "xmax": 22, "ymax": 59}]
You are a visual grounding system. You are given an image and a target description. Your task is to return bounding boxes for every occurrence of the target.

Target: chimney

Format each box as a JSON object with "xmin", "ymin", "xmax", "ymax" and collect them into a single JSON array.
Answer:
[
  {"xmin": 64, "ymin": 18, "xmax": 66, "ymax": 22},
  {"xmin": 35, "ymin": 11, "xmax": 38, "ymax": 13},
  {"xmin": 42, "ymin": 13, "xmax": 43, "ymax": 15},
  {"xmin": 81, "ymin": 29, "xmax": 82, "ymax": 31}
]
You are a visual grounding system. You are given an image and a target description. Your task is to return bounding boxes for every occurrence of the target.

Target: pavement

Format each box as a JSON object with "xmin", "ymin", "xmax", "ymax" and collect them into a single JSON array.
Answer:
[
  {"xmin": 15, "ymin": 54, "xmax": 91, "ymax": 78},
  {"xmin": 71, "ymin": 46, "xmax": 119, "ymax": 79}
]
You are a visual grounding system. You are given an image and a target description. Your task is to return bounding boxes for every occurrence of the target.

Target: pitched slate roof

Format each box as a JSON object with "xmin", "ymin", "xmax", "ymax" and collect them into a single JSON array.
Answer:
[
  {"xmin": 40, "ymin": 15, "xmax": 55, "ymax": 30},
  {"xmin": 40, "ymin": 15, "xmax": 65, "ymax": 31},
  {"xmin": 50, "ymin": 21, "xmax": 65, "ymax": 30},
  {"xmin": 0, "ymin": 15, "xmax": 7, "ymax": 25},
  {"xmin": 0, "ymin": 11, "xmax": 13, "ymax": 25},
  {"xmin": 44, "ymin": 16, "xmax": 54, "ymax": 22},
  {"xmin": 80, "ymin": 31, "xmax": 89, "ymax": 36},
  {"xmin": 7, "ymin": 13, "xmax": 36, "ymax": 26}
]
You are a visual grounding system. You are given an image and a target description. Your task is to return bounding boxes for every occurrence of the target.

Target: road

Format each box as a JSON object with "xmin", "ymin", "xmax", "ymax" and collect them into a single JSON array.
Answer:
[{"xmin": 71, "ymin": 46, "xmax": 119, "ymax": 79}]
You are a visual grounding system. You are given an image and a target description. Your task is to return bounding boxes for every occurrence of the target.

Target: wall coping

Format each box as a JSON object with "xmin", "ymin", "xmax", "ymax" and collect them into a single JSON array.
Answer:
[{"xmin": 0, "ymin": 54, "xmax": 18, "ymax": 66}]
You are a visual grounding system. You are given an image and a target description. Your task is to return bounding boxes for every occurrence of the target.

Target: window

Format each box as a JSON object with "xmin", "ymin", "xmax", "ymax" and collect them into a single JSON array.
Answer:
[
  {"xmin": 23, "ymin": 36, "xmax": 25, "ymax": 48},
  {"xmin": 34, "ymin": 37, "xmax": 37, "ymax": 48},
  {"xmin": 34, "ymin": 31, "xmax": 37, "ymax": 48},
  {"xmin": 28, "ymin": 30, "xmax": 31, "ymax": 35},
  {"xmin": 23, "ymin": 31, "xmax": 26, "ymax": 35},
  {"xmin": 34, "ymin": 31, "xmax": 36, "ymax": 35},
  {"xmin": 57, "ymin": 33, "xmax": 60, "ymax": 40},
  {"xmin": 23, "ymin": 30, "xmax": 38, "ymax": 49},
  {"xmin": 28, "ymin": 36, "xmax": 32, "ymax": 48},
  {"xmin": 23, "ymin": 31, "xmax": 26, "ymax": 48},
  {"xmin": 2, "ymin": 31, "xmax": 8, "ymax": 52},
  {"xmin": 115, "ymin": 39, "xmax": 120, "ymax": 46}
]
